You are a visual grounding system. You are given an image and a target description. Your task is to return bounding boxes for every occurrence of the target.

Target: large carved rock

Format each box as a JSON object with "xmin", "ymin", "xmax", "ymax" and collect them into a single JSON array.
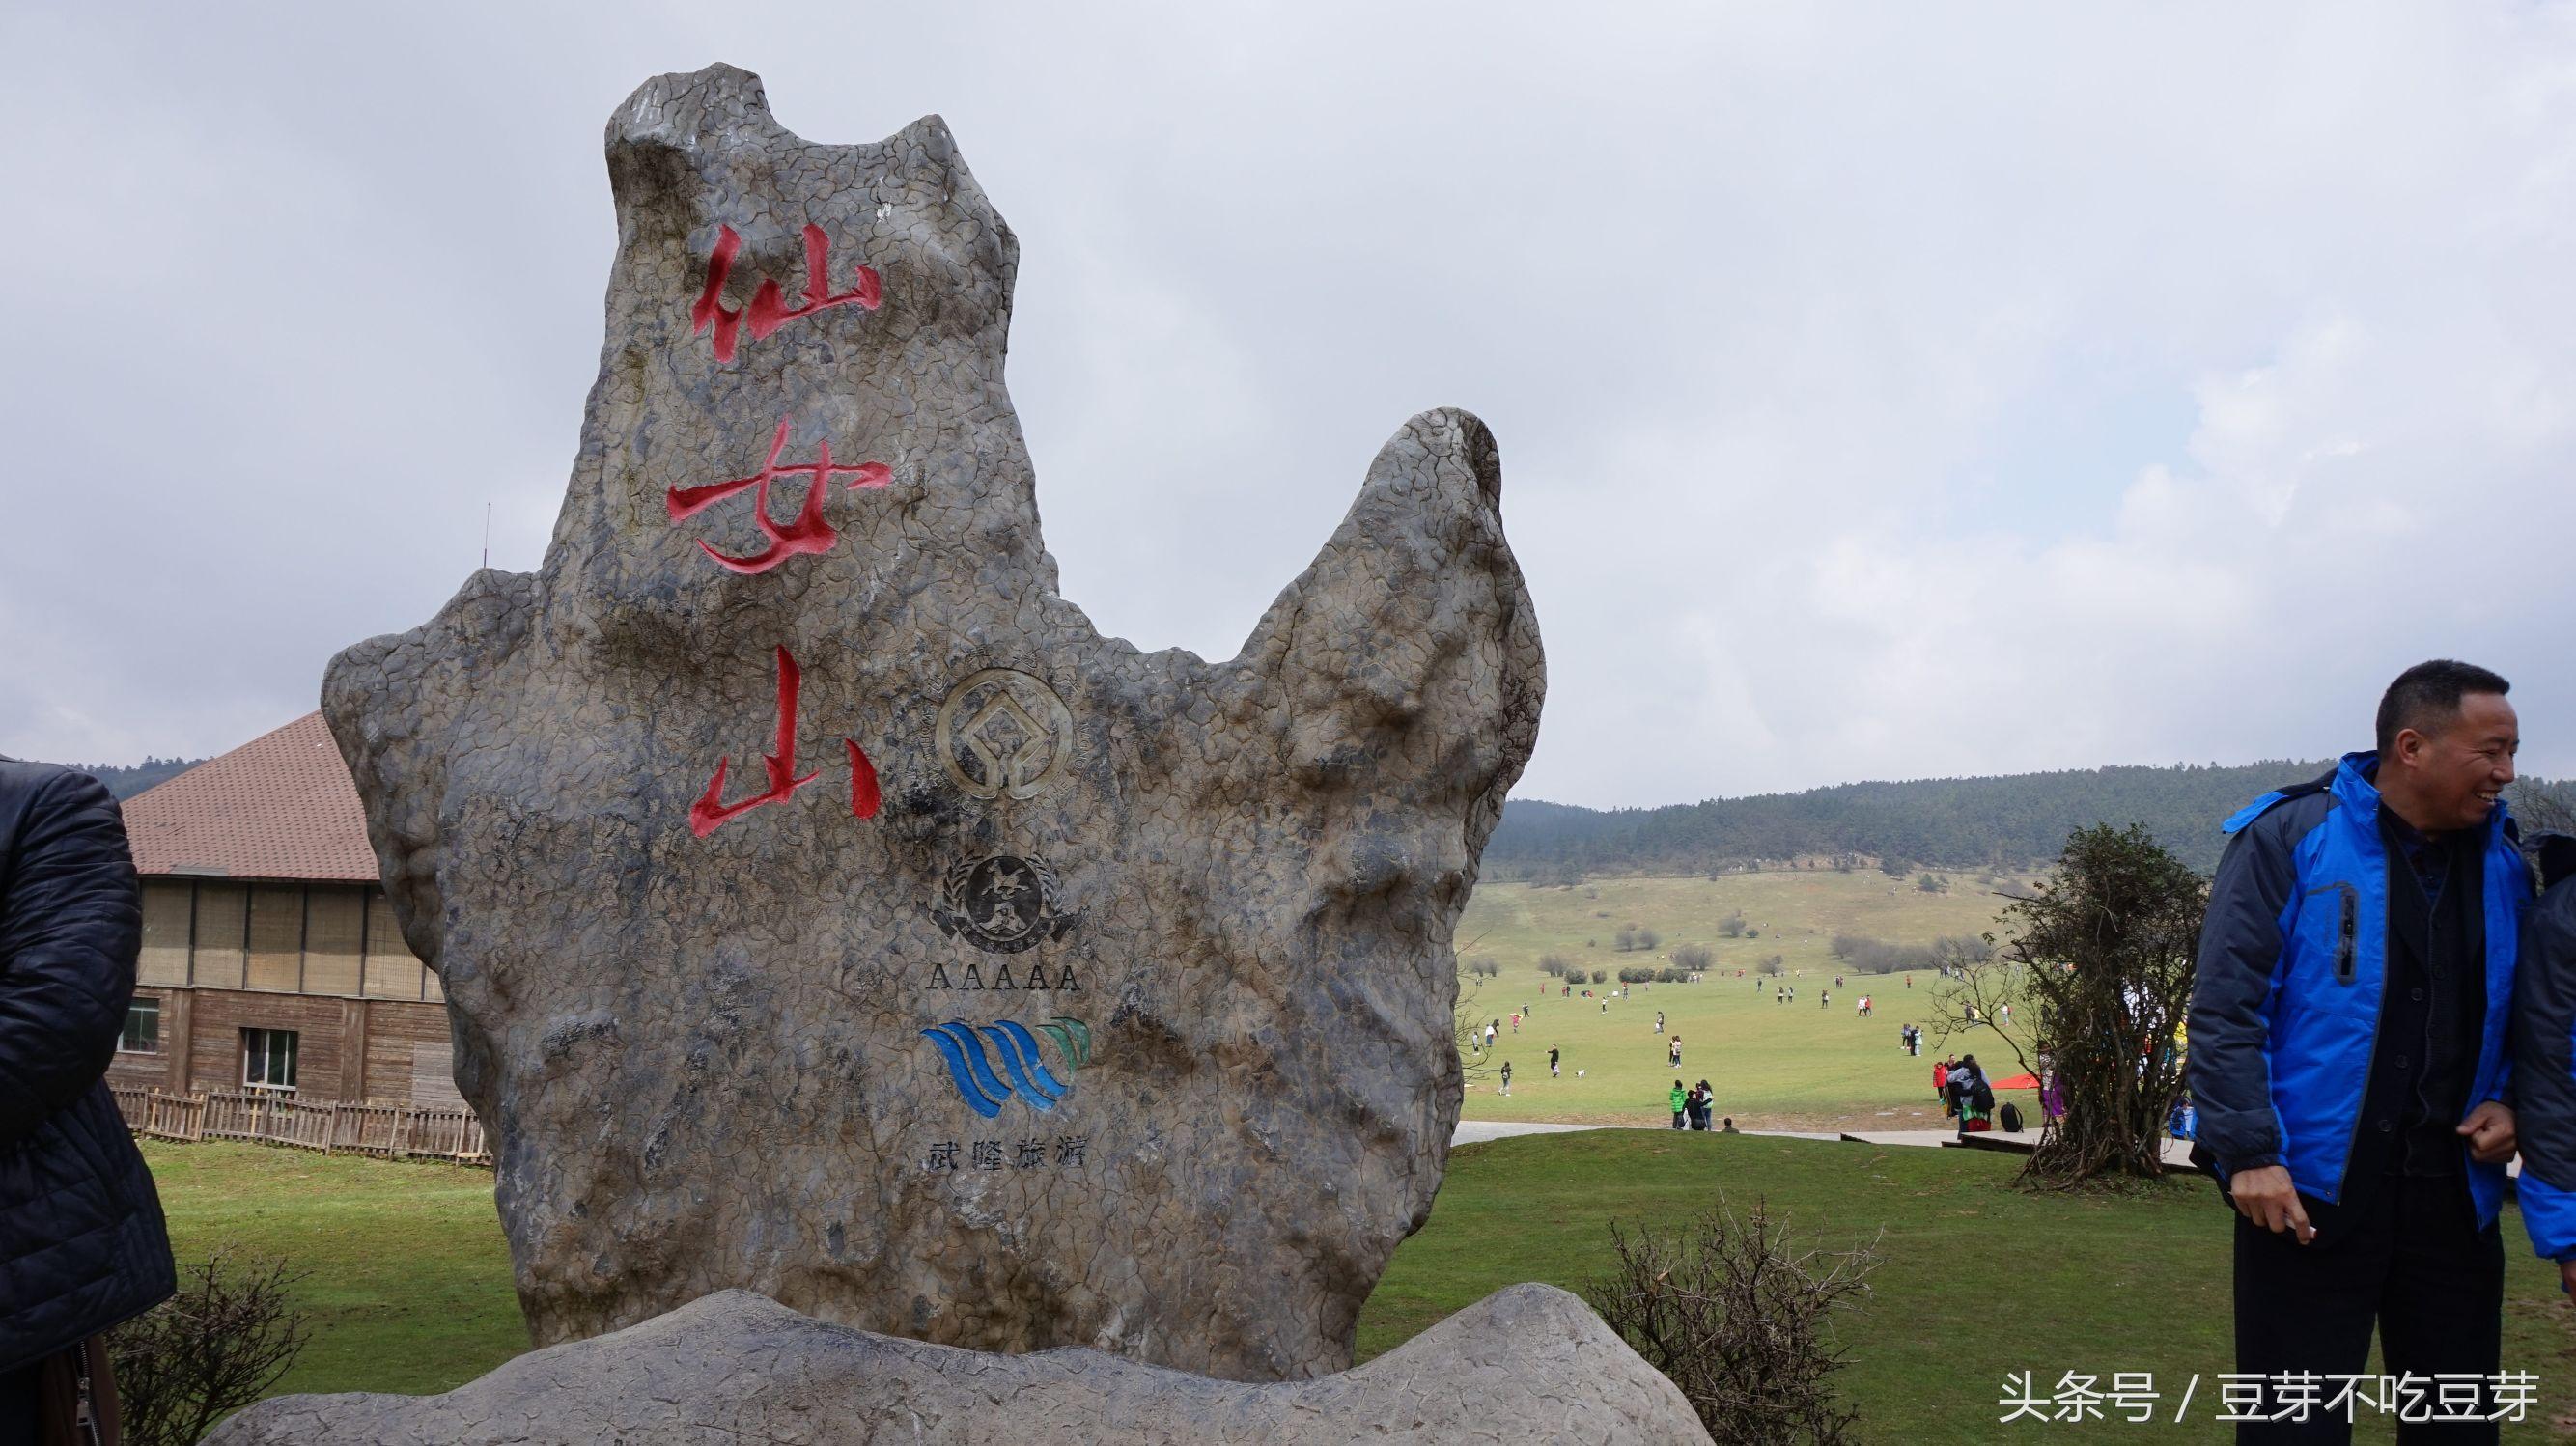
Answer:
[
  {"xmin": 322, "ymin": 63, "xmax": 1542, "ymax": 1380},
  {"xmin": 206, "ymin": 1287, "xmax": 1710, "ymax": 1445}
]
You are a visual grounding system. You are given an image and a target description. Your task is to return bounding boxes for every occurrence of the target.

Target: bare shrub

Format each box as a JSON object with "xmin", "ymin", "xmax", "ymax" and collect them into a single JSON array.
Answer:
[
  {"xmin": 111, "ymin": 1252, "xmax": 312, "ymax": 1446},
  {"xmin": 1583, "ymin": 1199, "xmax": 1880, "ymax": 1445}
]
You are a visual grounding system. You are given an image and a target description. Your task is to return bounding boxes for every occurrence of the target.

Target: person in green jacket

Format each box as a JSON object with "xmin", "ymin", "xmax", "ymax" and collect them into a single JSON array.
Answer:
[{"xmin": 1668, "ymin": 1080, "xmax": 1688, "ymax": 1130}]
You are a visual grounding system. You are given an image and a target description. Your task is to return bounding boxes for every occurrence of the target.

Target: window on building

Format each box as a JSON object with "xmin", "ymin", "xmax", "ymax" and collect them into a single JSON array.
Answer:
[
  {"xmin": 242, "ymin": 1028, "xmax": 298, "ymax": 1091},
  {"xmin": 119, "ymin": 998, "xmax": 161, "ymax": 1054}
]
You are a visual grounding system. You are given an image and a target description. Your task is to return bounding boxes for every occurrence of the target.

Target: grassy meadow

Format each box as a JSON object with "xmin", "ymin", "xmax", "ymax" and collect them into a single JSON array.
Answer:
[
  {"xmin": 149, "ymin": 1134, "xmax": 2576, "ymax": 1443},
  {"xmin": 1455, "ymin": 869, "xmax": 2039, "ymax": 1130},
  {"xmin": 1366, "ymin": 1130, "xmax": 2576, "ymax": 1443}
]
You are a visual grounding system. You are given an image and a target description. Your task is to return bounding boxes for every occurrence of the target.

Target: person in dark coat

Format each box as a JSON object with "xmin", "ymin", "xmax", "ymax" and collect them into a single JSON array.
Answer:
[{"xmin": 0, "ymin": 759, "xmax": 177, "ymax": 1440}]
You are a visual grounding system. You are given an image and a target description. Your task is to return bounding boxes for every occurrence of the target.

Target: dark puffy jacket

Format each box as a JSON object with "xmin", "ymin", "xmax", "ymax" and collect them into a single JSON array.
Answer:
[
  {"xmin": 2510, "ymin": 835, "xmax": 2576, "ymax": 1260},
  {"xmin": 0, "ymin": 761, "xmax": 175, "ymax": 1372}
]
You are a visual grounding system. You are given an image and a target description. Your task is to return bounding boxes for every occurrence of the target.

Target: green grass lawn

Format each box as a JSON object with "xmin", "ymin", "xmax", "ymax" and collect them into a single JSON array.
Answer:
[
  {"xmin": 1367, "ymin": 1132, "xmax": 2576, "ymax": 1443},
  {"xmin": 138, "ymin": 1142, "xmax": 524, "ymax": 1399},
  {"xmin": 1457, "ymin": 872, "xmax": 2037, "ymax": 1130},
  {"xmin": 152, "ymin": 1133, "xmax": 2576, "ymax": 1441}
]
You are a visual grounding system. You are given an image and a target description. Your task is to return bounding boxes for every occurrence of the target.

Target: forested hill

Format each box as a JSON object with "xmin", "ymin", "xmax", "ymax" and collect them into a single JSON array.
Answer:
[
  {"xmin": 48, "ymin": 757, "xmax": 207, "ymax": 799},
  {"xmin": 1489, "ymin": 761, "xmax": 2349, "ymax": 876}
]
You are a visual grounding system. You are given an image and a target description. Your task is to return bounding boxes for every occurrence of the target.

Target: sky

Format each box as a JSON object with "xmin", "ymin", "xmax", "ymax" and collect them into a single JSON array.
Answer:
[{"xmin": 5, "ymin": 2, "xmax": 2574, "ymax": 808}]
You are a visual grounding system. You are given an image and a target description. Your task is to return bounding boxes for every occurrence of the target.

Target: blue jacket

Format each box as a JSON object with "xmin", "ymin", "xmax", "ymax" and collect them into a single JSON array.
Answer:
[
  {"xmin": 2186, "ymin": 752, "xmax": 2528, "ymax": 1230},
  {"xmin": 2509, "ymin": 836, "xmax": 2576, "ymax": 1259}
]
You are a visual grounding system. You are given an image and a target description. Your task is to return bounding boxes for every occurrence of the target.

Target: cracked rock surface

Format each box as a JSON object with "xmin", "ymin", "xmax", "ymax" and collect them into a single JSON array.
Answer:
[
  {"xmin": 206, "ymin": 1286, "xmax": 1709, "ymax": 1445},
  {"xmin": 322, "ymin": 62, "xmax": 1543, "ymax": 1380}
]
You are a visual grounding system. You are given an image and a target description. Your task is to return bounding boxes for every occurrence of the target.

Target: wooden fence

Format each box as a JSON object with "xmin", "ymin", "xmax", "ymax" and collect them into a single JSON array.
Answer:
[{"xmin": 111, "ymin": 1087, "xmax": 490, "ymax": 1167}]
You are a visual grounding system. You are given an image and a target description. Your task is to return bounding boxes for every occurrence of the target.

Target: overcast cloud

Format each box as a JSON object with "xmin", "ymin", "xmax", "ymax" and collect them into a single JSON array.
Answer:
[{"xmin": 5, "ymin": 1, "xmax": 2573, "ymax": 807}]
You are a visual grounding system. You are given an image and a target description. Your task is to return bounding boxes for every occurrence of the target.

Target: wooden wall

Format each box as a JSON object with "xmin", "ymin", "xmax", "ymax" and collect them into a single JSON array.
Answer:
[
  {"xmin": 134, "ymin": 879, "xmax": 434, "ymax": 1000},
  {"xmin": 108, "ymin": 987, "xmax": 454, "ymax": 1105}
]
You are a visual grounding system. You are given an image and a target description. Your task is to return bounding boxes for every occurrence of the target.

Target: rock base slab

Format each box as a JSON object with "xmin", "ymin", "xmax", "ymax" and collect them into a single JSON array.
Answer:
[{"xmin": 208, "ymin": 1284, "xmax": 1712, "ymax": 1445}]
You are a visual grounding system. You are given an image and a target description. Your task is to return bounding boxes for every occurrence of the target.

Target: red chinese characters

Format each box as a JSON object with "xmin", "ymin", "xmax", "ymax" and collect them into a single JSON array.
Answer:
[
  {"xmin": 691, "ymin": 223, "xmax": 883, "ymax": 362},
  {"xmin": 665, "ymin": 416, "xmax": 892, "ymax": 575},
  {"xmin": 674, "ymin": 226, "xmax": 893, "ymax": 838},
  {"xmin": 690, "ymin": 646, "xmax": 881, "ymax": 837}
]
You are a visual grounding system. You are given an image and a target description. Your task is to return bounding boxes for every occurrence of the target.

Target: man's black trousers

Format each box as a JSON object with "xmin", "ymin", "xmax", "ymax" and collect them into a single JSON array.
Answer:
[{"xmin": 2233, "ymin": 1175, "xmax": 2503, "ymax": 1444}]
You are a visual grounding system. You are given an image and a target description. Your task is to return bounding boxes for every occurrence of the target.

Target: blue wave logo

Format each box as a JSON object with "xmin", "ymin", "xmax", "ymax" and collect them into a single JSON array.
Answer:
[{"xmin": 923, "ymin": 1016, "xmax": 1094, "ymax": 1118}]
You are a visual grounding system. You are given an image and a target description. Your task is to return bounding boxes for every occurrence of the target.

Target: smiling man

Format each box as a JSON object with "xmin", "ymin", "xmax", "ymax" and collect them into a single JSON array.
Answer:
[{"xmin": 2189, "ymin": 660, "xmax": 2531, "ymax": 1445}]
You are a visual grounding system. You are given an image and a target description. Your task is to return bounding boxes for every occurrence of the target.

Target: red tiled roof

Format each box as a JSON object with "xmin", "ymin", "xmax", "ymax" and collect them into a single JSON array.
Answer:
[{"xmin": 123, "ymin": 713, "xmax": 382, "ymax": 882}]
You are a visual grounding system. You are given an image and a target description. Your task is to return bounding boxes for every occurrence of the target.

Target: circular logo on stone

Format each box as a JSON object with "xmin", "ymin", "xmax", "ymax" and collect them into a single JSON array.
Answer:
[
  {"xmin": 935, "ymin": 669, "xmax": 1075, "ymax": 801},
  {"xmin": 932, "ymin": 854, "xmax": 1083, "ymax": 954}
]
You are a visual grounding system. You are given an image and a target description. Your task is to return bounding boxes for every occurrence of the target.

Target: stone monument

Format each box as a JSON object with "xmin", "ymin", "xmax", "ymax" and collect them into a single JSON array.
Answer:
[{"xmin": 322, "ymin": 63, "xmax": 1543, "ymax": 1383}]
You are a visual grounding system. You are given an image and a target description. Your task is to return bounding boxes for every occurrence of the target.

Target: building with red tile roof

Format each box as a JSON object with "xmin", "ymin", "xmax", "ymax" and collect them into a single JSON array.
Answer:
[
  {"xmin": 107, "ymin": 714, "xmax": 457, "ymax": 1107},
  {"xmin": 124, "ymin": 712, "xmax": 378, "ymax": 881}
]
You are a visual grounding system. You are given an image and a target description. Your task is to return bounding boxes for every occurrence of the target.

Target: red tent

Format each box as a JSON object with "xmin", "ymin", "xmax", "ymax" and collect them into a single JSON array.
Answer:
[{"xmin": 1991, "ymin": 1071, "xmax": 2040, "ymax": 1091}]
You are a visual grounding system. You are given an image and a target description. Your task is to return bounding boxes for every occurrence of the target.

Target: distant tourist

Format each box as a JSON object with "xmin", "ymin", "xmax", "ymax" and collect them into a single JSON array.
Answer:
[
  {"xmin": 1655, "ymin": 1010, "xmax": 1665, "ymax": 1034},
  {"xmin": 1951, "ymin": 1055, "xmax": 1994, "ymax": 1137},
  {"xmin": 1549, "ymin": 1046, "xmax": 1560, "ymax": 1077},
  {"xmin": 1668, "ymin": 1035, "xmax": 1683, "ymax": 1068},
  {"xmin": 1668, "ymin": 1080, "xmax": 1688, "ymax": 1130},
  {"xmin": 1509, "ymin": 1011, "xmax": 1520, "ymax": 1033},
  {"xmin": 1933, "ymin": 1057, "xmax": 1951, "ymax": 1100},
  {"xmin": 1498, "ymin": 1061, "xmax": 1512, "ymax": 1097},
  {"xmin": 0, "ymin": 758, "xmax": 177, "ymax": 1434},
  {"xmin": 1721, "ymin": 1117, "xmax": 1739, "ymax": 1133}
]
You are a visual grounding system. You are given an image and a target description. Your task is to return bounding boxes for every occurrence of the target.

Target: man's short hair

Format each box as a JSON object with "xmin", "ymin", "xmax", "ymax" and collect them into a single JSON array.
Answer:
[{"xmin": 2376, "ymin": 659, "xmax": 2511, "ymax": 754}]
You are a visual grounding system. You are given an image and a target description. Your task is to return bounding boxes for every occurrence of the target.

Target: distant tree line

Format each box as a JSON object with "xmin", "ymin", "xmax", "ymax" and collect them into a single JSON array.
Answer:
[
  {"xmin": 1539, "ymin": 956, "xmax": 1610, "ymax": 986},
  {"xmin": 1828, "ymin": 932, "xmax": 1993, "ymax": 975},
  {"xmin": 1489, "ymin": 760, "xmax": 2501, "ymax": 878},
  {"xmin": 45, "ymin": 755, "xmax": 209, "ymax": 800}
]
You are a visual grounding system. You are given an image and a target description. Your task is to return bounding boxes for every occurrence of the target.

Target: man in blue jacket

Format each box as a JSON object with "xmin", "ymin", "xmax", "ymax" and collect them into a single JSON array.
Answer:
[
  {"xmin": 0, "ymin": 759, "xmax": 175, "ymax": 1440},
  {"xmin": 2188, "ymin": 660, "xmax": 2528, "ymax": 1443}
]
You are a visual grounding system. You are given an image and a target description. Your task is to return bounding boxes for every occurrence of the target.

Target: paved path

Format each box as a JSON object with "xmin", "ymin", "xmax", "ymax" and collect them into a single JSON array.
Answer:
[
  {"xmin": 1450, "ymin": 1120, "xmax": 1603, "ymax": 1146},
  {"xmin": 1448, "ymin": 1120, "xmax": 2201, "ymax": 1171}
]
